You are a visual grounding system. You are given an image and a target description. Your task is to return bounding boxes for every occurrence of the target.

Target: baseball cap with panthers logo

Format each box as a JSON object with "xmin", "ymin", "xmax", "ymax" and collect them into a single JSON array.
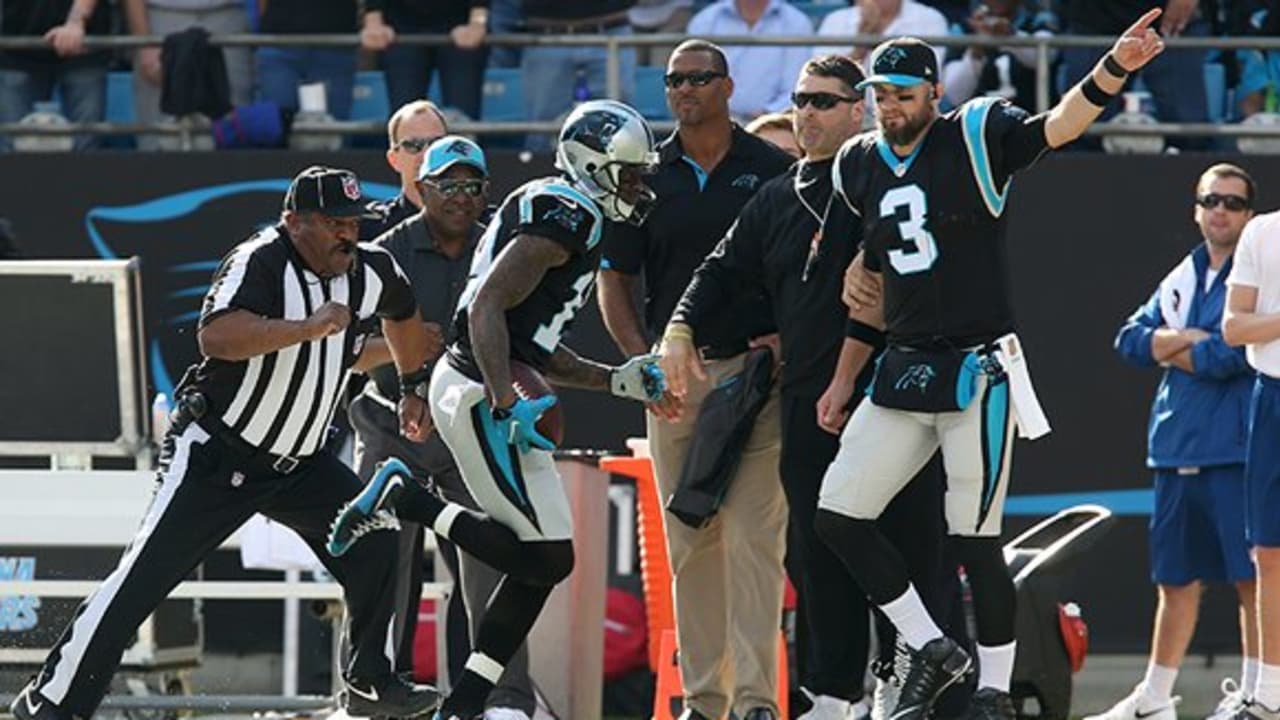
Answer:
[
  {"xmin": 420, "ymin": 135, "xmax": 488, "ymax": 181},
  {"xmin": 283, "ymin": 165, "xmax": 378, "ymax": 218},
  {"xmin": 856, "ymin": 37, "xmax": 939, "ymax": 89}
]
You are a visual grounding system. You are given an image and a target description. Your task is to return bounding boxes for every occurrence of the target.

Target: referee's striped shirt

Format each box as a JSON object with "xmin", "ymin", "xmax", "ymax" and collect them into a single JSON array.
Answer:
[{"xmin": 189, "ymin": 224, "xmax": 416, "ymax": 458}]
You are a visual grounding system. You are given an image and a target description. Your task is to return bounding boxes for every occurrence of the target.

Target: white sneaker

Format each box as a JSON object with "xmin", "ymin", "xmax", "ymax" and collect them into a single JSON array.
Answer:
[
  {"xmin": 1209, "ymin": 679, "xmax": 1247, "ymax": 720},
  {"xmin": 1084, "ymin": 686, "xmax": 1180, "ymax": 720},
  {"xmin": 484, "ymin": 708, "xmax": 531, "ymax": 720},
  {"xmin": 870, "ymin": 678, "xmax": 899, "ymax": 720},
  {"xmin": 798, "ymin": 693, "xmax": 855, "ymax": 720}
]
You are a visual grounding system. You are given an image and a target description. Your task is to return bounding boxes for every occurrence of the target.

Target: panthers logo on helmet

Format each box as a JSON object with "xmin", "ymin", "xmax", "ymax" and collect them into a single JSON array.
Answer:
[{"xmin": 562, "ymin": 110, "xmax": 627, "ymax": 153}]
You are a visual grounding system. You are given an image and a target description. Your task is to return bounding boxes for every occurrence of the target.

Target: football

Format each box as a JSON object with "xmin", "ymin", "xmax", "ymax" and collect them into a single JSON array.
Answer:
[{"xmin": 510, "ymin": 360, "xmax": 564, "ymax": 446}]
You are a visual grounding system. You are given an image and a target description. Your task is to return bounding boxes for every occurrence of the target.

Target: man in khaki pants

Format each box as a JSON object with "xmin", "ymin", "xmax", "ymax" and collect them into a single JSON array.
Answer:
[{"xmin": 598, "ymin": 39, "xmax": 793, "ymax": 720}]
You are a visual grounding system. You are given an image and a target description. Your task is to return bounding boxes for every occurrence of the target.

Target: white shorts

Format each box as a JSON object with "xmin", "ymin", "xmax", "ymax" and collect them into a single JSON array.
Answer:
[
  {"xmin": 428, "ymin": 361, "xmax": 573, "ymax": 542},
  {"xmin": 818, "ymin": 374, "xmax": 1016, "ymax": 537}
]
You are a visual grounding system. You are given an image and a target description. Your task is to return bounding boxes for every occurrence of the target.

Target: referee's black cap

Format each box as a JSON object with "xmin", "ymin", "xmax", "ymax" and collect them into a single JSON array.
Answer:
[
  {"xmin": 283, "ymin": 165, "xmax": 379, "ymax": 218},
  {"xmin": 857, "ymin": 37, "xmax": 939, "ymax": 89}
]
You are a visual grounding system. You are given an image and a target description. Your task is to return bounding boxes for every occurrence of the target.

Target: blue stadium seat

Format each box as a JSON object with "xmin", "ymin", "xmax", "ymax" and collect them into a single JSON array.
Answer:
[
  {"xmin": 481, "ymin": 67, "xmax": 524, "ymax": 121},
  {"xmin": 633, "ymin": 65, "xmax": 670, "ymax": 120},
  {"xmin": 791, "ymin": 1, "xmax": 834, "ymax": 29},
  {"xmin": 105, "ymin": 71, "xmax": 135, "ymax": 123},
  {"xmin": 1204, "ymin": 62, "xmax": 1227, "ymax": 123},
  {"xmin": 351, "ymin": 70, "xmax": 391, "ymax": 122}
]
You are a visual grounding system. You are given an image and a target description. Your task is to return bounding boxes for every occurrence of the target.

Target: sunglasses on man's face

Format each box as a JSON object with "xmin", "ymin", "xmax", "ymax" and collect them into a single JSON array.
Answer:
[
  {"xmin": 664, "ymin": 70, "xmax": 726, "ymax": 89},
  {"xmin": 792, "ymin": 91, "xmax": 857, "ymax": 110},
  {"xmin": 1197, "ymin": 193, "xmax": 1250, "ymax": 212},
  {"xmin": 397, "ymin": 136, "xmax": 439, "ymax": 154},
  {"xmin": 424, "ymin": 178, "xmax": 486, "ymax": 199}
]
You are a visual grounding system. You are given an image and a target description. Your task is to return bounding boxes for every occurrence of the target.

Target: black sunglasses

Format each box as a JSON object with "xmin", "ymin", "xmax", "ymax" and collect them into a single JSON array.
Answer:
[
  {"xmin": 792, "ymin": 91, "xmax": 858, "ymax": 110},
  {"xmin": 664, "ymin": 70, "xmax": 726, "ymax": 89},
  {"xmin": 424, "ymin": 178, "xmax": 486, "ymax": 199},
  {"xmin": 397, "ymin": 136, "xmax": 438, "ymax": 154},
  {"xmin": 1198, "ymin": 193, "xmax": 1250, "ymax": 211}
]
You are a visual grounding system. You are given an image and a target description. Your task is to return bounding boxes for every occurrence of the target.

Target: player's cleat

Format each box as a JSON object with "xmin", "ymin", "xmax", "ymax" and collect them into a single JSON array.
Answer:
[
  {"xmin": 1209, "ymin": 679, "xmax": 1248, "ymax": 720},
  {"xmin": 890, "ymin": 637, "xmax": 972, "ymax": 720},
  {"xmin": 328, "ymin": 457, "xmax": 409, "ymax": 556},
  {"xmin": 1083, "ymin": 685, "xmax": 1179, "ymax": 720},
  {"xmin": 482, "ymin": 708, "xmax": 531, "ymax": 720},
  {"xmin": 10, "ymin": 682, "xmax": 72, "ymax": 720},
  {"xmin": 798, "ymin": 690, "xmax": 863, "ymax": 720},
  {"xmin": 344, "ymin": 673, "xmax": 439, "ymax": 718},
  {"xmin": 1230, "ymin": 701, "xmax": 1280, "ymax": 720},
  {"xmin": 966, "ymin": 688, "xmax": 1016, "ymax": 720}
]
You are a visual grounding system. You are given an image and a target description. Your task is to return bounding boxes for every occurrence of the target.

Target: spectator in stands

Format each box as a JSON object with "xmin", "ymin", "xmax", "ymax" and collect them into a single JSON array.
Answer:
[
  {"xmin": 744, "ymin": 108, "xmax": 801, "ymax": 157},
  {"xmin": 687, "ymin": 0, "xmax": 814, "ymax": 119},
  {"xmin": 1102, "ymin": 163, "xmax": 1259, "ymax": 720},
  {"xmin": 814, "ymin": 0, "xmax": 948, "ymax": 66},
  {"xmin": 1236, "ymin": 7, "xmax": 1280, "ymax": 120},
  {"xmin": 123, "ymin": 0, "xmax": 252, "ymax": 151},
  {"xmin": 0, "ymin": 0, "xmax": 111, "ymax": 151},
  {"xmin": 1060, "ymin": 0, "xmax": 1208, "ymax": 149},
  {"xmin": 487, "ymin": 0, "xmax": 523, "ymax": 68},
  {"xmin": 360, "ymin": 0, "xmax": 488, "ymax": 121},
  {"xmin": 631, "ymin": 0, "xmax": 696, "ymax": 68},
  {"xmin": 942, "ymin": 0, "xmax": 1058, "ymax": 111},
  {"xmin": 254, "ymin": 0, "xmax": 358, "ymax": 120},
  {"xmin": 521, "ymin": 0, "xmax": 637, "ymax": 151}
]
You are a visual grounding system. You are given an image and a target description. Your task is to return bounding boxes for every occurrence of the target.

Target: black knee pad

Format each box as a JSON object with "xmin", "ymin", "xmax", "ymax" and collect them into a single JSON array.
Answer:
[
  {"xmin": 815, "ymin": 509, "xmax": 909, "ymax": 604},
  {"xmin": 517, "ymin": 540, "xmax": 575, "ymax": 586},
  {"xmin": 814, "ymin": 508, "xmax": 877, "ymax": 549}
]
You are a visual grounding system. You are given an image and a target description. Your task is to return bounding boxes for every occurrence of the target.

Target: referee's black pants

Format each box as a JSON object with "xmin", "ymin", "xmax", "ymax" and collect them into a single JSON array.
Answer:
[
  {"xmin": 30, "ymin": 421, "xmax": 400, "ymax": 718},
  {"xmin": 781, "ymin": 394, "xmax": 955, "ymax": 703}
]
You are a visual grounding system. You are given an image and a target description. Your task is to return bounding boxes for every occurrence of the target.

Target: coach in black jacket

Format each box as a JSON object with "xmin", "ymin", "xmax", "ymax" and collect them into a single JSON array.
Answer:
[{"xmin": 661, "ymin": 55, "xmax": 954, "ymax": 720}]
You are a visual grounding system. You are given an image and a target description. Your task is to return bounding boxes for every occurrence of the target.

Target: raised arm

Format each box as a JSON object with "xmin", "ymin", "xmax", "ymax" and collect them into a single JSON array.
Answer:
[{"xmin": 1044, "ymin": 8, "xmax": 1166, "ymax": 149}]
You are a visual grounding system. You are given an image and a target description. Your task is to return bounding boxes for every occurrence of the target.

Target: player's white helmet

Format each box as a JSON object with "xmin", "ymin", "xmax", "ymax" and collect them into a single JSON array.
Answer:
[{"xmin": 555, "ymin": 100, "xmax": 659, "ymax": 225}]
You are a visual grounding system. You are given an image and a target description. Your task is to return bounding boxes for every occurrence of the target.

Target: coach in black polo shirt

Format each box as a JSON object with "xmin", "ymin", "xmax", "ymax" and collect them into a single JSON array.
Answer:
[
  {"xmin": 598, "ymin": 39, "xmax": 792, "ymax": 720},
  {"xmin": 11, "ymin": 166, "xmax": 440, "ymax": 720}
]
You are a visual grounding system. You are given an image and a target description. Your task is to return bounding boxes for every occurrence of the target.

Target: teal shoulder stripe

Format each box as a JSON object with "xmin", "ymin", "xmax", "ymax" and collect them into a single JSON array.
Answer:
[
  {"xmin": 960, "ymin": 98, "xmax": 1010, "ymax": 217},
  {"xmin": 519, "ymin": 179, "xmax": 605, "ymax": 250}
]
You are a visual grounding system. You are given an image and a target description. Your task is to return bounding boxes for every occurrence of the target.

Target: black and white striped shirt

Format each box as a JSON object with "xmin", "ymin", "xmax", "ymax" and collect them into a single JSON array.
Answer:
[{"xmin": 186, "ymin": 224, "xmax": 416, "ymax": 458}]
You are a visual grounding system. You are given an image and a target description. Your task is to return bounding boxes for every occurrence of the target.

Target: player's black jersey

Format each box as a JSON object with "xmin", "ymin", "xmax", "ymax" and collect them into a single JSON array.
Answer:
[
  {"xmin": 834, "ymin": 97, "xmax": 1049, "ymax": 348},
  {"xmin": 448, "ymin": 176, "xmax": 605, "ymax": 379}
]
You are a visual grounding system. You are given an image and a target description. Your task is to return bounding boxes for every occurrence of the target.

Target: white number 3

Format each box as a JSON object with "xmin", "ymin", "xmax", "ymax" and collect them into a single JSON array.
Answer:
[{"xmin": 882, "ymin": 184, "xmax": 938, "ymax": 275}]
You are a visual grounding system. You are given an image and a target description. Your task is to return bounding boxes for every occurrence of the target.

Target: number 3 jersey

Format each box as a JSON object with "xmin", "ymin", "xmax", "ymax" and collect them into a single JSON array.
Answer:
[
  {"xmin": 447, "ymin": 176, "xmax": 605, "ymax": 379},
  {"xmin": 834, "ymin": 97, "xmax": 1050, "ymax": 349}
]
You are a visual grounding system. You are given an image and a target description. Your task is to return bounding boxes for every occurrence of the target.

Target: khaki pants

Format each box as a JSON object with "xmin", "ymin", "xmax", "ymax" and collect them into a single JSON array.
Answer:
[{"xmin": 648, "ymin": 353, "xmax": 787, "ymax": 719}]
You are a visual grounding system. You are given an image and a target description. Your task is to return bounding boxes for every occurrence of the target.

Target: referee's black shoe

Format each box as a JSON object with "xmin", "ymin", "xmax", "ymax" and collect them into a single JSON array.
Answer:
[
  {"xmin": 344, "ymin": 673, "xmax": 440, "ymax": 718},
  {"xmin": 966, "ymin": 687, "xmax": 1016, "ymax": 720},
  {"xmin": 890, "ymin": 637, "xmax": 972, "ymax": 720},
  {"xmin": 10, "ymin": 682, "xmax": 71, "ymax": 720}
]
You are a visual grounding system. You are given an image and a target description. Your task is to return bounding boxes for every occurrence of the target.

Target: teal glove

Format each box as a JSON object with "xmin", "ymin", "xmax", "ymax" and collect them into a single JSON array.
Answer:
[{"xmin": 493, "ymin": 395, "xmax": 558, "ymax": 453}]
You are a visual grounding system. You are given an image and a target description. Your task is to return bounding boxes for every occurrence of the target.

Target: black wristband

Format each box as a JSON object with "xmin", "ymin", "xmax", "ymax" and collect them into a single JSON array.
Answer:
[
  {"xmin": 1080, "ymin": 76, "xmax": 1116, "ymax": 107},
  {"xmin": 398, "ymin": 364, "xmax": 432, "ymax": 387},
  {"xmin": 1102, "ymin": 53, "xmax": 1128, "ymax": 80},
  {"xmin": 845, "ymin": 318, "xmax": 886, "ymax": 349}
]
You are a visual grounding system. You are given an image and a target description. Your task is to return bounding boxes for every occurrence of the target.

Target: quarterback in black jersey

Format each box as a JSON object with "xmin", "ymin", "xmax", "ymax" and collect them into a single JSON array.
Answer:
[
  {"xmin": 329, "ymin": 100, "xmax": 670, "ymax": 720},
  {"xmin": 812, "ymin": 12, "xmax": 1169, "ymax": 720}
]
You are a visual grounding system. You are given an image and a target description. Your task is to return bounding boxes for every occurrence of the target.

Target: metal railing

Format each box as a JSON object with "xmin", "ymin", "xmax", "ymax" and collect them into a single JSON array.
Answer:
[{"xmin": 2, "ymin": 31, "xmax": 1280, "ymax": 141}]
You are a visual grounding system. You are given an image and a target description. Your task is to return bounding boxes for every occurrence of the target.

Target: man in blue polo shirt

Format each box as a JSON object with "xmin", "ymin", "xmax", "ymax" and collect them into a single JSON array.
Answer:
[{"xmin": 1103, "ymin": 163, "xmax": 1259, "ymax": 720}]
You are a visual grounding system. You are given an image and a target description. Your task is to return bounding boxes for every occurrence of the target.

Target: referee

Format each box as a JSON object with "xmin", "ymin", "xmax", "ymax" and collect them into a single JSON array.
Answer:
[{"xmin": 11, "ymin": 166, "xmax": 441, "ymax": 720}]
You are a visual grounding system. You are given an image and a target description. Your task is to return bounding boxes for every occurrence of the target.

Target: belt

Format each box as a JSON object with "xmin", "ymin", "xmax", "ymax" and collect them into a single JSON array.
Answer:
[
  {"xmin": 525, "ymin": 12, "xmax": 629, "ymax": 34},
  {"xmin": 176, "ymin": 392, "xmax": 310, "ymax": 475},
  {"xmin": 699, "ymin": 342, "xmax": 748, "ymax": 362}
]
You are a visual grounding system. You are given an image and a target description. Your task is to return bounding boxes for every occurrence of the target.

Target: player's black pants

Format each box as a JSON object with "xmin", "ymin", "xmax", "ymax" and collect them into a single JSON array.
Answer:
[
  {"xmin": 30, "ymin": 422, "xmax": 399, "ymax": 718},
  {"xmin": 782, "ymin": 395, "xmax": 955, "ymax": 702}
]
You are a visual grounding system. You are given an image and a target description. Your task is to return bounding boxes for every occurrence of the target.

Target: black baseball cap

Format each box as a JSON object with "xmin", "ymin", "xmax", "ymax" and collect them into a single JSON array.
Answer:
[
  {"xmin": 283, "ymin": 165, "xmax": 378, "ymax": 218},
  {"xmin": 856, "ymin": 37, "xmax": 939, "ymax": 89}
]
